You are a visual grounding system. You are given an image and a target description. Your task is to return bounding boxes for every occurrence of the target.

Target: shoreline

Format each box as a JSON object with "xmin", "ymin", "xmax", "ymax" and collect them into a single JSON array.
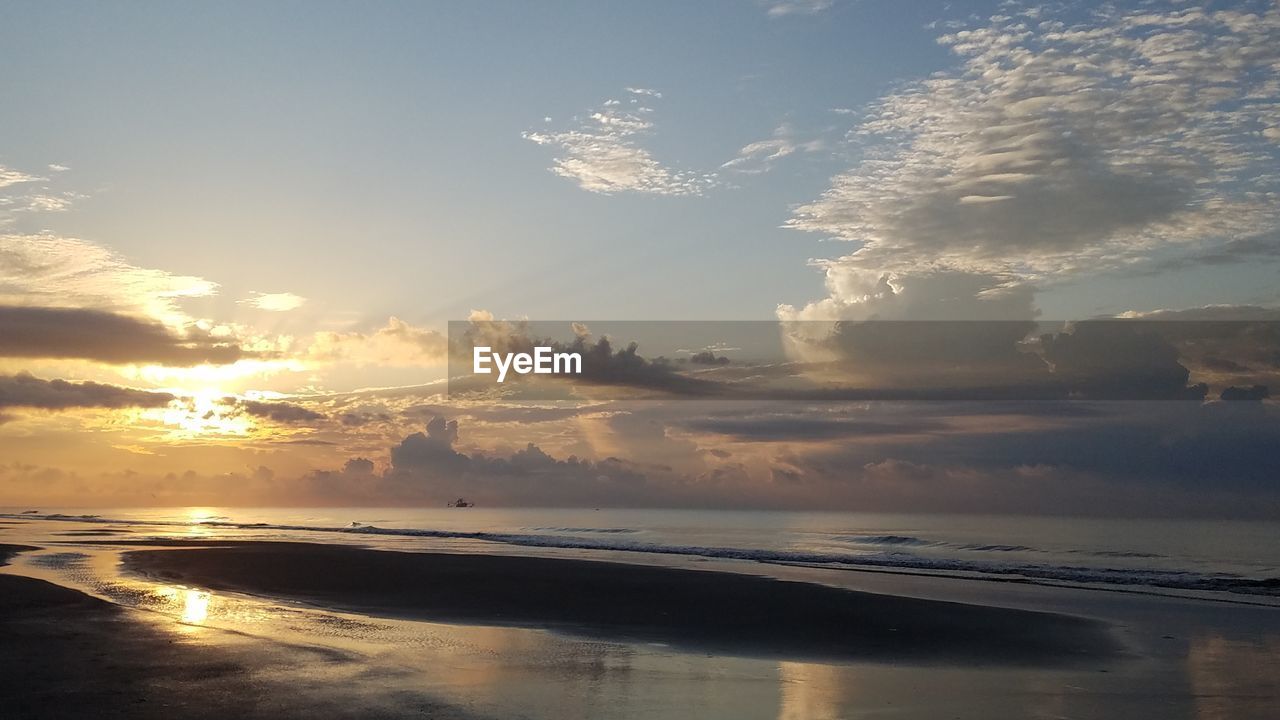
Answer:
[
  {"xmin": 120, "ymin": 539, "xmax": 1123, "ymax": 666},
  {"xmin": 0, "ymin": 544, "xmax": 474, "ymax": 719}
]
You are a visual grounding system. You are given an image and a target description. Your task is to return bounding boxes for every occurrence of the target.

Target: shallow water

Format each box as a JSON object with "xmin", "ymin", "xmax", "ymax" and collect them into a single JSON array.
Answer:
[
  {"xmin": 3, "ymin": 512, "xmax": 1279, "ymax": 719},
  {"xmin": 6, "ymin": 507, "xmax": 1279, "ymax": 601}
]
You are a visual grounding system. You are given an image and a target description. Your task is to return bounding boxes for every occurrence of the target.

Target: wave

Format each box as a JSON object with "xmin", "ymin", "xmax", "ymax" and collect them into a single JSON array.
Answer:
[
  {"xmin": 835, "ymin": 535, "xmax": 1166, "ymax": 560},
  {"xmin": 242, "ymin": 523, "xmax": 1280, "ymax": 596},
  {"xmin": 1078, "ymin": 549, "xmax": 1166, "ymax": 559},
  {"xmin": 835, "ymin": 534, "xmax": 1033, "ymax": 553},
  {"xmin": 526, "ymin": 527, "xmax": 641, "ymax": 534},
  {"xmin": 836, "ymin": 534, "xmax": 936, "ymax": 547},
  {"xmin": 9, "ymin": 512, "xmax": 1276, "ymax": 598}
]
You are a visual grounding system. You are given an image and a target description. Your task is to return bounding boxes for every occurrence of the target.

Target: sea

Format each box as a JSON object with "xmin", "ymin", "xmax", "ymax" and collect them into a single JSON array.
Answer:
[{"xmin": 4, "ymin": 506, "xmax": 1278, "ymax": 603}]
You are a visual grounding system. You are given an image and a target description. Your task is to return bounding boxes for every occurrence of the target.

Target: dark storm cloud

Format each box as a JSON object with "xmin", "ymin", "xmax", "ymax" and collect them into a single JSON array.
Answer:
[
  {"xmin": 0, "ymin": 372, "xmax": 174, "ymax": 410},
  {"xmin": 853, "ymin": 401, "xmax": 1280, "ymax": 494},
  {"xmin": 1220, "ymin": 385, "xmax": 1270, "ymax": 402},
  {"xmin": 817, "ymin": 319, "xmax": 1044, "ymax": 386},
  {"xmin": 1036, "ymin": 322, "xmax": 1207, "ymax": 400},
  {"xmin": 793, "ymin": 319, "xmax": 1279, "ymax": 401},
  {"xmin": 0, "ymin": 306, "xmax": 249, "ymax": 366}
]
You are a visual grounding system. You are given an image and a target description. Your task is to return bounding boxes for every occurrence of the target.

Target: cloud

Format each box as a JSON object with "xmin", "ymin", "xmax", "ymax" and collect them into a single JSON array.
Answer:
[
  {"xmin": 0, "ymin": 372, "xmax": 174, "ymax": 410},
  {"xmin": 1, "ymin": 192, "xmax": 79, "ymax": 214},
  {"xmin": 682, "ymin": 413, "xmax": 946, "ymax": 442},
  {"xmin": 523, "ymin": 90, "xmax": 719, "ymax": 196},
  {"xmin": 453, "ymin": 320, "xmax": 727, "ymax": 398},
  {"xmin": 0, "ymin": 163, "xmax": 82, "ymax": 220},
  {"xmin": 0, "ymin": 165, "xmax": 43, "ymax": 189},
  {"xmin": 240, "ymin": 292, "xmax": 306, "ymax": 312},
  {"xmin": 0, "ymin": 305, "xmax": 249, "ymax": 366},
  {"xmin": 308, "ymin": 316, "xmax": 448, "ymax": 367},
  {"xmin": 450, "ymin": 316, "xmax": 1264, "ymax": 402},
  {"xmin": 721, "ymin": 122, "xmax": 826, "ymax": 174},
  {"xmin": 785, "ymin": 2, "xmax": 1280, "ymax": 319},
  {"xmin": 688, "ymin": 350, "xmax": 730, "ymax": 365},
  {"xmin": 0, "ymin": 233, "xmax": 218, "ymax": 325},
  {"xmin": 779, "ymin": 269, "xmax": 1038, "ymax": 323},
  {"xmin": 1221, "ymin": 385, "xmax": 1269, "ymax": 402},
  {"xmin": 4, "ymin": 397, "xmax": 1279, "ymax": 516},
  {"xmin": 1036, "ymin": 321, "xmax": 1207, "ymax": 400},
  {"xmin": 1106, "ymin": 306, "xmax": 1280, "ymax": 390},
  {"xmin": 227, "ymin": 398, "xmax": 325, "ymax": 424},
  {"xmin": 762, "ymin": 0, "xmax": 834, "ymax": 18},
  {"xmin": 772, "ymin": 314, "xmax": 1269, "ymax": 401},
  {"xmin": 375, "ymin": 416, "xmax": 662, "ymax": 506},
  {"xmin": 374, "ymin": 401, "xmax": 1280, "ymax": 515}
]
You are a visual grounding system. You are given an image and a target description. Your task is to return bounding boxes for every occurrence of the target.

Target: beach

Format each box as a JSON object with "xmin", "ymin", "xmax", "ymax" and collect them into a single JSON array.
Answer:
[
  {"xmin": 1, "ymin": 543, "xmax": 476, "ymax": 719},
  {"xmin": 3, "ymin": 512, "xmax": 1280, "ymax": 719},
  {"xmin": 120, "ymin": 540, "xmax": 1119, "ymax": 665}
]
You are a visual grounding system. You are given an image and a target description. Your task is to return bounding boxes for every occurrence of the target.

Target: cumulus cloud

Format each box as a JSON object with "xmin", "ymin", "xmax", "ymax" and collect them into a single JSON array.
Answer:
[
  {"xmin": 374, "ymin": 416, "xmax": 663, "ymax": 506},
  {"xmin": 239, "ymin": 291, "xmax": 306, "ymax": 312},
  {"xmin": 523, "ymin": 89, "xmax": 719, "ymax": 196},
  {"xmin": 785, "ymin": 2, "xmax": 1280, "ymax": 320},
  {"xmin": 779, "ymin": 269, "xmax": 1038, "ymax": 324},
  {"xmin": 0, "ymin": 372, "xmax": 174, "ymax": 410},
  {"xmin": 1104, "ymin": 306, "xmax": 1280, "ymax": 390},
  {"xmin": 308, "ymin": 316, "xmax": 448, "ymax": 367},
  {"xmin": 1036, "ymin": 321, "xmax": 1208, "ymax": 400},
  {"xmin": 772, "ymin": 315, "xmax": 1269, "ymax": 401},
  {"xmin": 0, "ymin": 305, "xmax": 249, "ymax": 366}
]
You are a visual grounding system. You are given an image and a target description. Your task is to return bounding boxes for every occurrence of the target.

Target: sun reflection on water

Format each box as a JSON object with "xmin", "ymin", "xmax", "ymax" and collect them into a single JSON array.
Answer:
[
  {"xmin": 181, "ymin": 589, "xmax": 210, "ymax": 625},
  {"xmin": 155, "ymin": 586, "xmax": 212, "ymax": 628}
]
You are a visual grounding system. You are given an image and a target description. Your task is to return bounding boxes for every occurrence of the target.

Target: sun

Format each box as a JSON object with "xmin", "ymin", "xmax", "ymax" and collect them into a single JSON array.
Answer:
[{"xmin": 149, "ymin": 386, "xmax": 253, "ymax": 439}]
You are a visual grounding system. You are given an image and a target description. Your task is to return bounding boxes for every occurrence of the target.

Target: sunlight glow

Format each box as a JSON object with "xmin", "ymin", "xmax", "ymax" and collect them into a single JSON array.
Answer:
[
  {"xmin": 181, "ymin": 589, "xmax": 210, "ymax": 625},
  {"xmin": 149, "ymin": 388, "xmax": 252, "ymax": 438},
  {"xmin": 128, "ymin": 358, "xmax": 307, "ymax": 389}
]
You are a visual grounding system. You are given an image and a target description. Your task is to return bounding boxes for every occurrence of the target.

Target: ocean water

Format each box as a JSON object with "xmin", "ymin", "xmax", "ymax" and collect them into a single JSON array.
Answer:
[
  {"xmin": 5, "ymin": 507, "xmax": 1278, "ymax": 602},
  {"xmin": 4, "ymin": 506, "xmax": 1280, "ymax": 719}
]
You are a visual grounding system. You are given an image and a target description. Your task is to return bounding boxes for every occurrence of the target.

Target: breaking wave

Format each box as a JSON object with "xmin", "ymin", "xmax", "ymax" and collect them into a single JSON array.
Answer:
[{"xmin": 9, "ymin": 512, "xmax": 1277, "ymax": 599}]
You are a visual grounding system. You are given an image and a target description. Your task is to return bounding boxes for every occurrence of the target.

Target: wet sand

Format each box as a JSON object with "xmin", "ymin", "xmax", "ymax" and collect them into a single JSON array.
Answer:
[
  {"xmin": 121, "ymin": 540, "xmax": 1122, "ymax": 665},
  {"xmin": 0, "ymin": 544, "xmax": 473, "ymax": 720}
]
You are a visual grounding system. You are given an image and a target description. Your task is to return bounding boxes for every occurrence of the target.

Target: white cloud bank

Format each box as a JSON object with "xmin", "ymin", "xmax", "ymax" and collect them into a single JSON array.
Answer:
[{"xmin": 782, "ymin": 2, "xmax": 1280, "ymax": 321}]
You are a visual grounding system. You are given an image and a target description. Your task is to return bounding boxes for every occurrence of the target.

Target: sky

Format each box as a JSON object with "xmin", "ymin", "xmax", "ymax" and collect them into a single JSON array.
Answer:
[{"xmin": 2, "ymin": 0, "xmax": 1279, "ymax": 515}]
